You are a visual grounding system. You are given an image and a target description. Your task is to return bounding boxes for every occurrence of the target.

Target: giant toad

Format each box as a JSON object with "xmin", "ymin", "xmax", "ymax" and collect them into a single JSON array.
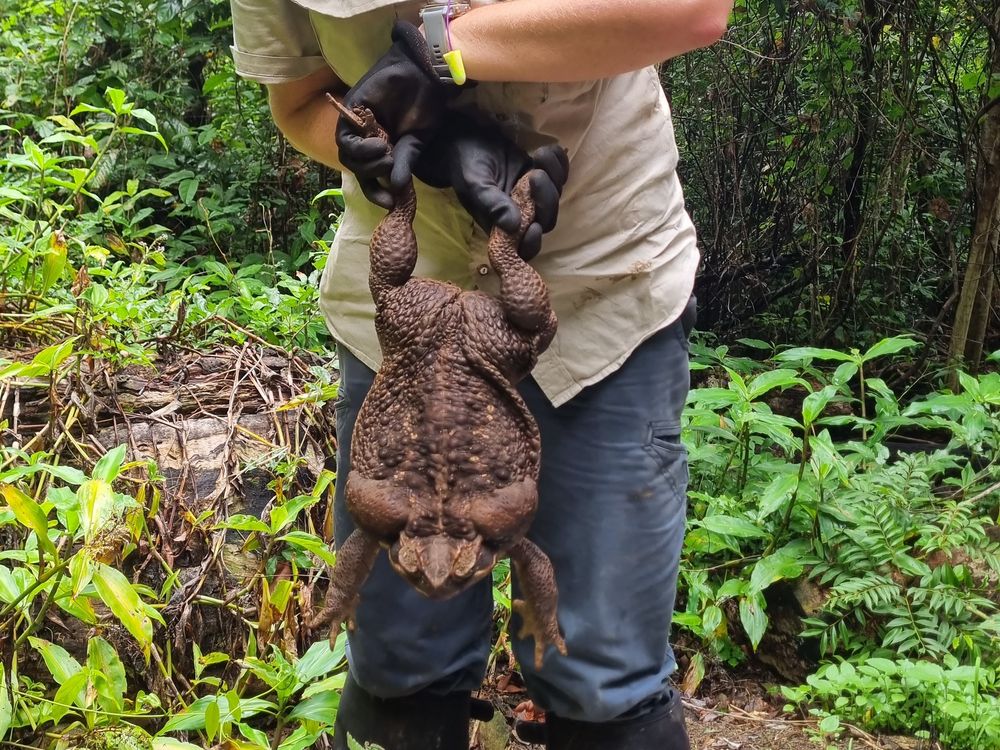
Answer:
[{"xmin": 310, "ymin": 101, "xmax": 566, "ymax": 668}]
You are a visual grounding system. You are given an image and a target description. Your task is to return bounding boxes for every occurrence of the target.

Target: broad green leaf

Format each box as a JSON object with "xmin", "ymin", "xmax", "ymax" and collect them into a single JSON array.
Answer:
[
  {"xmin": 93, "ymin": 563, "xmax": 153, "ymax": 656},
  {"xmin": 205, "ymin": 697, "xmax": 221, "ymax": 741},
  {"xmin": 87, "ymin": 637, "xmax": 126, "ymax": 710},
  {"xmin": 0, "ymin": 664, "xmax": 11, "ymax": 740},
  {"xmin": 40, "ymin": 231, "xmax": 68, "ymax": 294},
  {"xmin": 748, "ymin": 552, "xmax": 803, "ymax": 595},
  {"xmin": 220, "ymin": 514, "xmax": 271, "ymax": 533},
  {"xmin": 802, "ymin": 385, "xmax": 838, "ymax": 425},
  {"xmin": 861, "ymin": 336, "xmax": 918, "ymax": 362},
  {"xmin": 237, "ymin": 723, "xmax": 271, "ymax": 748},
  {"xmin": 78, "ymin": 479, "xmax": 115, "ymax": 543},
  {"xmin": 153, "ymin": 740, "xmax": 203, "ymax": 750},
  {"xmin": 302, "ymin": 672, "xmax": 347, "ymax": 699},
  {"xmin": 69, "ymin": 550, "xmax": 94, "ymax": 598},
  {"xmin": 288, "ymin": 690, "xmax": 340, "ymax": 723},
  {"xmin": 280, "ymin": 531, "xmax": 337, "ymax": 566},
  {"xmin": 28, "ymin": 637, "xmax": 82, "ymax": 685},
  {"xmin": 105, "ymin": 87, "xmax": 128, "ymax": 114},
  {"xmin": 739, "ymin": 593, "xmax": 768, "ymax": 650},
  {"xmin": 52, "ymin": 669, "xmax": 89, "ymax": 723},
  {"xmin": 279, "ymin": 725, "xmax": 324, "ymax": 750},
  {"xmin": 0, "ymin": 484, "xmax": 56, "ymax": 556},
  {"xmin": 161, "ymin": 695, "xmax": 275, "ymax": 732},
  {"xmin": 92, "ymin": 444, "xmax": 127, "ymax": 482},
  {"xmin": 178, "ymin": 178, "xmax": 200, "ymax": 204},
  {"xmin": 831, "ymin": 362, "xmax": 859, "ymax": 387},
  {"xmin": 715, "ymin": 578, "xmax": 747, "ymax": 600},
  {"xmin": 0, "ymin": 566, "xmax": 21, "ymax": 604},
  {"xmin": 775, "ymin": 346, "xmax": 855, "ymax": 363},
  {"xmin": 757, "ymin": 473, "xmax": 798, "ymax": 519},
  {"xmin": 818, "ymin": 715, "xmax": 841, "ymax": 733},
  {"xmin": 701, "ymin": 515, "xmax": 768, "ymax": 539},
  {"xmin": 701, "ymin": 605, "xmax": 723, "ymax": 635},
  {"xmin": 747, "ymin": 369, "xmax": 804, "ymax": 400},
  {"xmin": 295, "ymin": 633, "xmax": 346, "ymax": 684},
  {"xmin": 33, "ymin": 338, "xmax": 76, "ymax": 372}
]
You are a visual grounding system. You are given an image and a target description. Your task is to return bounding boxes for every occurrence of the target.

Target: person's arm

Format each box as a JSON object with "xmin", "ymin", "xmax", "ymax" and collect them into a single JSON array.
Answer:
[
  {"xmin": 449, "ymin": 0, "xmax": 733, "ymax": 83},
  {"xmin": 267, "ymin": 67, "xmax": 348, "ymax": 170}
]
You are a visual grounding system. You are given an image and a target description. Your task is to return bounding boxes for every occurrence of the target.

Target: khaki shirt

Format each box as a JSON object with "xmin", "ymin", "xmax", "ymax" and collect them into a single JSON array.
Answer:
[{"xmin": 230, "ymin": 0, "xmax": 698, "ymax": 406}]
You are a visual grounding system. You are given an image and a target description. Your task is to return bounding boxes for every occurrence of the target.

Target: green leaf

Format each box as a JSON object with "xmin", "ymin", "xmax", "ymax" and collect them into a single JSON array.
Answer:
[
  {"xmin": 775, "ymin": 346, "xmax": 855, "ymax": 363},
  {"xmin": 161, "ymin": 695, "xmax": 275, "ymax": 732},
  {"xmin": 220, "ymin": 514, "xmax": 271, "ymax": 533},
  {"xmin": 104, "ymin": 87, "xmax": 128, "ymax": 114},
  {"xmin": 92, "ymin": 444, "xmax": 127, "ymax": 482},
  {"xmin": 238, "ymin": 722, "xmax": 271, "ymax": 747},
  {"xmin": 205, "ymin": 697, "xmax": 221, "ymax": 741},
  {"xmin": 831, "ymin": 362, "xmax": 859, "ymax": 387},
  {"xmin": 748, "ymin": 552, "xmax": 803, "ymax": 595},
  {"xmin": 0, "ymin": 484, "xmax": 56, "ymax": 556},
  {"xmin": 152, "ymin": 740, "xmax": 204, "ymax": 750},
  {"xmin": 861, "ymin": 336, "xmax": 918, "ymax": 362},
  {"xmin": 87, "ymin": 637, "xmax": 126, "ymax": 711},
  {"xmin": 93, "ymin": 563, "xmax": 153, "ymax": 657},
  {"xmin": 295, "ymin": 633, "xmax": 346, "ymax": 684},
  {"xmin": 802, "ymin": 385, "xmax": 838, "ymax": 425},
  {"xmin": 279, "ymin": 725, "xmax": 324, "ymax": 750},
  {"xmin": 739, "ymin": 593, "xmax": 768, "ymax": 650},
  {"xmin": 0, "ymin": 664, "xmax": 12, "ymax": 740},
  {"xmin": 52, "ymin": 670, "xmax": 89, "ymax": 723},
  {"xmin": 757, "ymin": 473, "xmax": 798, "ymax": 519},
  {"xmin": 747, "ymin": 369, "xmax": 805, "ymax": 400},
  {"xmin": 78, "ymin": 479, "xmax": 115, "ymax": 543},
  {"xmin": 29, "ymin": 637, "xmax": 82, "ymax": 685},
  {"xmin": 280, "ymin": 531, "xmax": 337, "ymax": 566},
  {"xmin": 818, "ymin": 715, "xmax": 841, "ymax": 733},
  {"xmin": 289, "ymin": 690, "xmax": 340, "ymax": 723},
  {"xmin": 701, "ymin": 515, "xmax": 769, "ymax": 539},
  {"xmin": 178, "ymin": 178, "xmax": 200, "ymax": 205}
]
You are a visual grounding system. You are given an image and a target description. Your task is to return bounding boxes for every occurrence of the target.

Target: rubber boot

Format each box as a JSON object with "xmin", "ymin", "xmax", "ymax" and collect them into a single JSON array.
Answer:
[
  {"xmin": 520, "ymin": 689, "xmax": 690, "ymax": 750},
  {"xmin": 332, "ymin": 672, "xmax": 494, "ymax": 750}
]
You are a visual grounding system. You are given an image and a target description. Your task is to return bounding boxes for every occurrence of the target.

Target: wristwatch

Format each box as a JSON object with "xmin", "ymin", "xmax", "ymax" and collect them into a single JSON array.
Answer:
[{"xmin": 419, "ymin": 1, "xmax": 472, "ymax": 85}]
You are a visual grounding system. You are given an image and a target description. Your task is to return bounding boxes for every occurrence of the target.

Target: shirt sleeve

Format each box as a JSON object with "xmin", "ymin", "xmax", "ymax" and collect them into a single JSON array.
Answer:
[{"xmin": 229, "ymin": 0, "xmax": 330, "ymax": 84}]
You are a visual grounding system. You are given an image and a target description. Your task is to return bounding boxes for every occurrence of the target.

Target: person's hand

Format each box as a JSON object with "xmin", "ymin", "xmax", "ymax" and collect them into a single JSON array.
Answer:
[
  {"xmin": 337, "ymin": 20, "xmax": 453, "ymax": 208},
  {"xmin": 408, "ymin": 115, "xmax": 570, "ymax": 261}
]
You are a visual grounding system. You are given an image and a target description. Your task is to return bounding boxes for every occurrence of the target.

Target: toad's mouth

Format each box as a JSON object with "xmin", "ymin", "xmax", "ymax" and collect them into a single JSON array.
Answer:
[{"xmin": 388, "ymin": 530, "xmax": 497, "ymax": 599}]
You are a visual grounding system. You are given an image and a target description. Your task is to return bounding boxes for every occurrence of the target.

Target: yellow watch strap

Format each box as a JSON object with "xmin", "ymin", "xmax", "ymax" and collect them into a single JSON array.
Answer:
[{"xmin": 443, "ymin": 49, "xmax": 467, "ymax": 86}]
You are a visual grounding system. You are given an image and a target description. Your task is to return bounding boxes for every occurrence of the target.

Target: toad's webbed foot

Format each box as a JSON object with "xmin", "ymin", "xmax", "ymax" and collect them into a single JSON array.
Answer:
[
  {"xmin": 509, "ymin": 538, "xmax": 567, "ymax": 669},
  {"xmin": 306, "ymin": 529, "xmax": 380, "ymax": 646}
]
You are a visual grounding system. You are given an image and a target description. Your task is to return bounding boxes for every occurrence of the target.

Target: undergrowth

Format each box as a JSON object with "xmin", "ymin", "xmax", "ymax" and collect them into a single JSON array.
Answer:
[{"xmin": 2, "ymin": 1, "xmax": 999, "ymax": 748}]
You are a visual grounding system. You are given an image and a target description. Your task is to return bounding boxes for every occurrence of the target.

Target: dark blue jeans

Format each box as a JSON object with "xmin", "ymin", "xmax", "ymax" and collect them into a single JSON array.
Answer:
[{"xmin": 333, "ymin": 314, "xmax": 691, "ymax": 722}]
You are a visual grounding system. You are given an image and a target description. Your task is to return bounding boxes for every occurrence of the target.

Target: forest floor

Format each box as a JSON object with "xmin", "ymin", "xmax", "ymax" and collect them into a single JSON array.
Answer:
[{"xmin": 474, "ymin": 663, "xmax": 919, "ymax": 750}]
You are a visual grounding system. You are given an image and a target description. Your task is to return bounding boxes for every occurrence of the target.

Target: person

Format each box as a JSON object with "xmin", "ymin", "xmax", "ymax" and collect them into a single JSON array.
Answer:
[{"xmin": 228, "ymin": 1, "xmax": 732, "ymax": 748}]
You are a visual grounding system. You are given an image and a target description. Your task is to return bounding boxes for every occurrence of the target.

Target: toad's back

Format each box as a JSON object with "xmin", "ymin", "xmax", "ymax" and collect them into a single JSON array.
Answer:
[{"xmin": 350, "ymin": 281, "xmax": 542, "ymax": 501}]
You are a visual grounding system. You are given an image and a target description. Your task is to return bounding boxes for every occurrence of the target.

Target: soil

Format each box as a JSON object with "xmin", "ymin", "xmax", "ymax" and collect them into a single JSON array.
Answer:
[{"xmin": 473, "ymin": 663, "xmax": 921, "ymax": 750}]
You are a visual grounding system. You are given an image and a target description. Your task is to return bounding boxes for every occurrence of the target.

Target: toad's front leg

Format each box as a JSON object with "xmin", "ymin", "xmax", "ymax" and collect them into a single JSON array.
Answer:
[
  {"xmin": 307, "ymin": 529, "xmax": 380, "ymax": 646},
  {"xmin": 509, "ymin": 537, "xmax": 567, "ymax": 669}
]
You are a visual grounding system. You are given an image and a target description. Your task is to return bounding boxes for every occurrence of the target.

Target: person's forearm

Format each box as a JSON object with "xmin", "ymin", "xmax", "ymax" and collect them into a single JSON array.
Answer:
[
  {"xmin": 449, "ymin": 0, "xmax": 733, "ymax": 83},
  {"xmin": 267, "ymin": 67, "xmax": 346, "ymax": 170}
]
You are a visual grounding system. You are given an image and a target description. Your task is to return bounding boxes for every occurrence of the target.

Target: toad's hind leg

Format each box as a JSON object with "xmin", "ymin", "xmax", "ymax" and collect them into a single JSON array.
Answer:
[
  {"xmin": 487, "ymin": 175, "xmax": 557, "ymax": 350},
  {"xmin": 509, "ymin": 538, "xmax": 567, "ymax": 669},
  {"xmin": 308, "ymin": 529, "xmax": 380, "ymax": 646}
]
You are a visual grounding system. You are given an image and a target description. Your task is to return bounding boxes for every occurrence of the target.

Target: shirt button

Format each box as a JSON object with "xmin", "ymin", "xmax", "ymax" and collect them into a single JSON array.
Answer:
[{"xmin": 477, "ymin": 264, "xmax": 490, "ymax": 276}]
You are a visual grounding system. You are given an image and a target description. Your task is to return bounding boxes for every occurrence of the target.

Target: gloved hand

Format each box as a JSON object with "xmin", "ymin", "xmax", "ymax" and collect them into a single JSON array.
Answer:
[
  {"xmin": 337, "ymin": 20, "xmax": 454, "ymax": 208},
  {"xmin": 403, "ymin": 114, "xmax": 570, "ymax": 261}
]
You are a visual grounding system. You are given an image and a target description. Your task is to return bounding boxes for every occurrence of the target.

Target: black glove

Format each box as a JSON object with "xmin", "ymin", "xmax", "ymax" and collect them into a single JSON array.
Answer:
[
  {"xmin": 405, "ymin": 114, "xmax": 570, "ymax": 261},
  {"xmin": 337, "ymin": 20, "xmax": 454, "ymax": 208}
]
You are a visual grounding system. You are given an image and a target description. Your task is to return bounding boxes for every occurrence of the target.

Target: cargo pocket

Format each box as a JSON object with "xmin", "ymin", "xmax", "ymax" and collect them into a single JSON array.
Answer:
[{"xmin": 643, "ymin": 419, "xmax": 689, "ymax": 499}]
